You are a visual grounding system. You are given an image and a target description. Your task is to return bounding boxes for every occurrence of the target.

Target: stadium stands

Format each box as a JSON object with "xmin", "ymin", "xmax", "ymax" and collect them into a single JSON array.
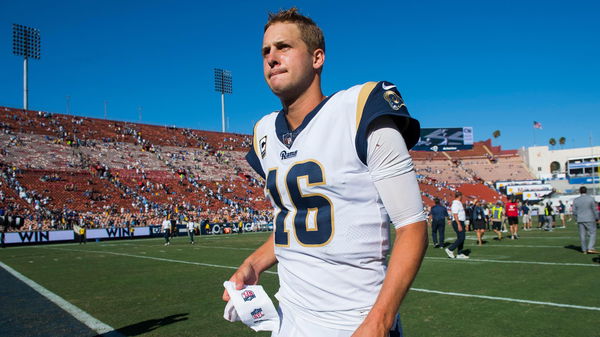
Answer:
[{"xmin": 0, "ymin": 106, "xmax": 531, "ymax": 231}]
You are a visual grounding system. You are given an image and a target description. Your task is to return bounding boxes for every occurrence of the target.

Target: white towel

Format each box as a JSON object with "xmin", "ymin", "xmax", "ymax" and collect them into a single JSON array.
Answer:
[{"xmin": 223, "ymin": 281, "xmax": 280, "ymax": 332}]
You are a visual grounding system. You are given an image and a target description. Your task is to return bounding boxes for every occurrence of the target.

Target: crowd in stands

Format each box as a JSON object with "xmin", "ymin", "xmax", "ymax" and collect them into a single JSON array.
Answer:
[{"xmin": 1, "ymin": 106, "xmax": 532, "ymax": 232}]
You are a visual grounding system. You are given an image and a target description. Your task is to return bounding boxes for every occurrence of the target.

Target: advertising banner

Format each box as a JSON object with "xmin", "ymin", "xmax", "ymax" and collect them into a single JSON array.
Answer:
[
  {"xmin": 506, "ymin": 184, "xmax": 553, "ymax": 195},
  {"xmin": 5, "ymin": 230, "xmax": 73, "ymax": 244},
  {"xmin": 568, "ymin": 176, "xmax": 600, "ymax": 184},
  {"xmin": 5, "ymin": 227, "xmax": 152, "ymax": 245},
  {"xmin": 495, "ymin": 180, "xmax": 542, "ymax": 190},
  {"xmin": 86, "ymin": 227, "xmax": 150, "ymax": 239},
  {"xmin": 522, "ymin": 190, "xmax": 553, "ymax": 200}
]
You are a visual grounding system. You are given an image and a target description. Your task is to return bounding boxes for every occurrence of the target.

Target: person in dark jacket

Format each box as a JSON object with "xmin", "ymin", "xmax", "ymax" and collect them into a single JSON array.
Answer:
[
  {"xmin": 429, "ymin": 198, "xmax": 448, "ymax": 248},
  {"xmin": 472, "ymin": 199, "xmax": 486, "ymax": 246}
]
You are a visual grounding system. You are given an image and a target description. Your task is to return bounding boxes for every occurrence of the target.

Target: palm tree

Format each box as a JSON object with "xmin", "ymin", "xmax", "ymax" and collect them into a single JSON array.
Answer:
[
  {"xmin": 492, "ymin": 130, "xmax": 501, "ymax": 138},
  {"xmin": 559, "ymin": 137, "xmax": 566, "ymax": 149},
  {"xmin": 549, "ymin": 138, "xmax": 556, "ymax": 148}
]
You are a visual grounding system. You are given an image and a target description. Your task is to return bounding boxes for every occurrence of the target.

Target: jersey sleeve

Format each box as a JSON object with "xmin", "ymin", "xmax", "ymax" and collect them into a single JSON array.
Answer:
[
  {"xmin": 245, "ymin": 147, "xmax": 265, "ymax": 179},
  {"xmin": 355, "ymin": 81, "xmax": 420, "ymax": 165},
  {"xmin": 245, "ymin": 122, "xmax": 266, "ymax": 179}
]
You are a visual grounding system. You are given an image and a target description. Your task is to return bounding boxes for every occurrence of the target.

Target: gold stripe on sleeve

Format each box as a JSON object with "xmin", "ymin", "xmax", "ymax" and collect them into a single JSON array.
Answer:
[
  {"xmin": 252, "ymin": 120, "xmax": 260, "ymax": 156},
  {"xmin": 355, "ymin": 82, "xmax": 378, "ymax": 131}
]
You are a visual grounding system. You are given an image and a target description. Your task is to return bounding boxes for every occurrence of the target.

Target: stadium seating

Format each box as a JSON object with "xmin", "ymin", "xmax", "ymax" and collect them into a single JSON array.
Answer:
[{"xmin": 0, "ymin": 105, "xmax": 532, "ymax": 230}]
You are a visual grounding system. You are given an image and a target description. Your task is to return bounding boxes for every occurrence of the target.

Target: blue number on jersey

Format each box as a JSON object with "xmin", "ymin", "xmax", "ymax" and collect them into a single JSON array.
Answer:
[
  {"xmin": 267, "ymin": 160, "xmax": 334, "ymax": 246},
  {"xmin": 266, "ymin": 168, "xmax": 289, "ymax": 246}
]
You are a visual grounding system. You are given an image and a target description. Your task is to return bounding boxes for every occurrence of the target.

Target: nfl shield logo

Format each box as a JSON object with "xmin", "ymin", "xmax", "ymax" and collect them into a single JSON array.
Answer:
[
  {"xmin": 241, "ymin": 290, "xmax": 256, "ymax": 302},
  {"xmin": 251, "ymin": 308, "xmax": 264, "ymax": 319}
]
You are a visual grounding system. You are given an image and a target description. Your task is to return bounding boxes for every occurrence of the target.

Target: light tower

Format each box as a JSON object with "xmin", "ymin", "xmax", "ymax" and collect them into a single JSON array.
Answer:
[
  {"xmin": 214, "ymin": 68, "xmax": 232, "ymax": 133},
  {"xmin": 12, "ymin": 24, "xmax": 41, "ymax": 111}
]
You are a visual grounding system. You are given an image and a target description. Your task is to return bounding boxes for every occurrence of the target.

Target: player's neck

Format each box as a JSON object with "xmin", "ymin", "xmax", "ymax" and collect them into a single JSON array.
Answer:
[{"xmin": 282, "ymin": 80, "xmax": 325, "ymax": 131}]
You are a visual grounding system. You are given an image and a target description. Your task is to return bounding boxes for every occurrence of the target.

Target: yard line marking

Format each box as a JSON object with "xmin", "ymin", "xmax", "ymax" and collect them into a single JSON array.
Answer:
[
  {"xmin": 138, "ymin": 244, "xmax": 598, "ymax": 267},
  {"xmin": 42, "ymin": 247, "xmax": 278, "ymax": 274},
  {"xmin": 39, "ymin": 248, "xmax": 600, "ymax": 312},
  {"xmin": 455, "ymin": 235, "xmax": 575, "ymax": 240},
  {"xmin": 0, "ymin": 261, "xmax": 123, "ymax": 336},
  {"xmin": 425, "ymin": 256, "xmax": 598, "ymax": 267},
  {"xmin": 81, "ymin": 242, "xmax": 594, "ymax": 267},
  {"xmin": 411, "ymin": 288, "xmax": 600, "ymax": 311},
  {"xmin": 479, "ymin": 244, "xmax": 563, "ymax": 248}
]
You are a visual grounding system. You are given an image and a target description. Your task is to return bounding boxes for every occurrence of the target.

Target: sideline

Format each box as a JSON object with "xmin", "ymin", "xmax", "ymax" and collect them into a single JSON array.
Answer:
[
  {"xmin": 424, "ymin": 256, "xmax": 598, "ymax": 267},
  {"xmin": 41, "ymin": 247, "xmax": 600, "ymax": 312},
  {"xmin": 0, "ymin": 261, "xmax": 123, "ymax": 336},
  {"xmin": 411, "ymin": 288, "xmax": 600, "ymax": 311},
  {"xmin": 45, "ymin": 243, "xmax": 600, "ymax": 269}
]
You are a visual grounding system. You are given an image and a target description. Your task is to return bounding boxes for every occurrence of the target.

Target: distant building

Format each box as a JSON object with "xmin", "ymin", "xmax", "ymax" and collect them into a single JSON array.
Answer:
[{"xmin": 520, "ymin": 145, "xmax": 600, "ymax": 193}]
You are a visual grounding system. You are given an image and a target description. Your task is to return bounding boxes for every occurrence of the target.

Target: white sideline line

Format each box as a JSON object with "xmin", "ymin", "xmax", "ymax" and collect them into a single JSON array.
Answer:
[
  {"xmin": 479, "ymin": 244, "xmax": 562, "ymax": 248},
  {"xmin": 0, "ymin": 261, "xmax": 122, "ymax": 336},
  {"xmin": 44, "ymin": 247, "xmax": 278, "ymax": 274},
  {"xmin": 184, "ymin": 245, "xmax": 599, "ymax": 268},
  {"xmin": 411, "ymin": 288, "xmax": 600, "ymax": 311},
  {"xmin": 424, "ymin": 256, "xmax": 598, "ymax": 267},
  {"xmin": 41, "ymin": 247, "xmax": 600, "ymax": 312},
  {"xmin": 79, "ymin": 242, "xmax": 596, "ymax": 268}
]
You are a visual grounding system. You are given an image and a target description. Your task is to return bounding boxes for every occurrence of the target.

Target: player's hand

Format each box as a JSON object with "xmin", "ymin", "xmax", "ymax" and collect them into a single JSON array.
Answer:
[
  {"xmin": 222, "ymin": 262, "xmax": 260, "ymax": 302},
  {"xmin": 457, "ymin": 223, "xmax": 463, "ymax": 232},
  {"xmin": 351, "ymin": 318, "xmax": 389, "ymax": 337}
]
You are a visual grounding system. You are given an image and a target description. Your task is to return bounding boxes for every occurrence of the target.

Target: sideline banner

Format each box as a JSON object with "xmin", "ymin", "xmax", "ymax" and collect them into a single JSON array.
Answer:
[
  {"xmin": 86, "ymin": 227, "xmax": 150, "ymax": 239},
  {"xmin": 5, "ymin": 227, "xmax": 152, "ymax": 244},
  {"xmin": 5, "ymin": 230, "xmax": 73, "ymax": 244}
]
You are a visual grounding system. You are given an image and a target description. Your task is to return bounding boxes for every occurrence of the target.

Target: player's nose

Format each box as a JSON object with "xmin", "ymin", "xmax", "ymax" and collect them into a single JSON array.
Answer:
[{"xmin": 265, "ymin": 51, "xmax": 279, "ymax": 68}]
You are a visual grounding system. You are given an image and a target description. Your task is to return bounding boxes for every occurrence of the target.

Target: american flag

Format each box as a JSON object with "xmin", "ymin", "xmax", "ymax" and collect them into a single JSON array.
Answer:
[{"xmin": 533, "ymin": 121, "xmax": 542, "ymax": 129}]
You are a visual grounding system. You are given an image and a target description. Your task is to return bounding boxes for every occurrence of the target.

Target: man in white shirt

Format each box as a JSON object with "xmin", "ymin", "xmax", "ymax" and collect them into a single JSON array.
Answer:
[
  {"xmin": 445, "ymin": 191, "xmax": 469, "ymax": 259},
  {"xmin": 161, "ymin": 217, "xmax": 171, "ymax": 246},
  {"xmin": 187, "ymin": 217, "xmax": 196, "ymax": 244}
]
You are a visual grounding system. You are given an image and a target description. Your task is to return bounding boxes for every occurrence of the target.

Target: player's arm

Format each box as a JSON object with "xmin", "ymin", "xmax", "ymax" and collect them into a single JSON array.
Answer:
[
  {"xmin": 352, "ymin": 116, "xmax": 427, "ymax": 336},
  {"xmin": 222, "ymin": 124, "xmax": 275, "ymax": 302},
  {"xmin": 222, "ymin": 233, "xmax": 277, "ymax": 301},
  {"xmin": 354, "ymin": 222, "xmax": 427, "ymax": 336}
]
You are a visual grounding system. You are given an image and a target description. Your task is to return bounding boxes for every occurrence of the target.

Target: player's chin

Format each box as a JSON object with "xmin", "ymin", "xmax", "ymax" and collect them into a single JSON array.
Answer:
[{"xmin": 268, "ymin": 82, "xmax": 290, "ymax": 96}]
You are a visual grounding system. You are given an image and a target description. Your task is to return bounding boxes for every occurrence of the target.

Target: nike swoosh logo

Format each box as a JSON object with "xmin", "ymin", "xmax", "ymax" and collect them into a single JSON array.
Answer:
[{"xmin": 382, "ymin": 83, "xmax": 396, "ymax": 90}]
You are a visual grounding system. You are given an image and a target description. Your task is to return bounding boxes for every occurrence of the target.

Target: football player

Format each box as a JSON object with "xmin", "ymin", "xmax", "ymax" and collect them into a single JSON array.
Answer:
[{"xmin": 223, "ymin": 8, "xmax": 427, "ymax": 337}]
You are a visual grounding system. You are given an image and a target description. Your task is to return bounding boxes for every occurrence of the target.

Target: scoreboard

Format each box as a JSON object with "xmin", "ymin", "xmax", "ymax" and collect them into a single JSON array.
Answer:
[{"xmin": 413, "ymin": 127, "xmax": 474, "ymax": 151}]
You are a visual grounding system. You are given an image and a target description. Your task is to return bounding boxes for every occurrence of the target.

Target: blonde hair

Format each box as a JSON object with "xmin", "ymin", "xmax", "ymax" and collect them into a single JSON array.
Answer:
[{"xmin": 264, "ymin": 7, "xmax": 325, "ymax": 54}]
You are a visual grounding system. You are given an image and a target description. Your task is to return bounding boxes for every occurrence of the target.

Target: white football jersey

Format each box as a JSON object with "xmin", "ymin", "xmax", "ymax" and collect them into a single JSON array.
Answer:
[{"xmin": 246, "ymin": 81, "xmax": 420, "ymax": 329}]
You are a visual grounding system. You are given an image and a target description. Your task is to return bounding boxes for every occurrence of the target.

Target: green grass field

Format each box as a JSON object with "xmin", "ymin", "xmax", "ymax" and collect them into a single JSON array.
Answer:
[{"xmin": 1, "ymin": 219, "xmax": 599, "ymax": 337}]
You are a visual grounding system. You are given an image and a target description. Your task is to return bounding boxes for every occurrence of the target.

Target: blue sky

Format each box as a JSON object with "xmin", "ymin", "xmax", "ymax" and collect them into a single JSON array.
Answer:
[{"xmin": 1, "ymin": 0, "xmax": 598, "ymax": 150}]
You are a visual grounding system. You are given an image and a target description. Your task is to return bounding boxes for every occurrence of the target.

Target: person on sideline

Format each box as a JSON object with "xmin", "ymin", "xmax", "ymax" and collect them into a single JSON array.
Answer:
[
  {"xmin": 521, "ymin": 202, "xmax": 531, "ymax": 231},
  {"xmin": 505, "ymin": 198, "xmax": 519, "ymax": 239},
  {"xmin": 491, "ymin": 201, "xmax": 504, "ymax": 240},
  {"xmin": 429, "ymin": 198, "xmax": 448, "ymax": 248},
  {"xmin": 558, "ymin": 200, "xmax": 567, "ymax": 228},
  {"xmin": 573, "ymin": 186, "xmax": 599, "ymax": 254},
  {"xmin": 187, "ymin": 216, "xmax": 196, "ymax": 244},
  {"xmin": 471, "ymin": 199, "xmax": 486, "ymax": 246},
  {"xmin": 162, "ymin": 216, "xmax": 171, "ymax": 246},
  {"xmin": 445, "ymin": 192, "xmax": 469, "ymax": 259}
]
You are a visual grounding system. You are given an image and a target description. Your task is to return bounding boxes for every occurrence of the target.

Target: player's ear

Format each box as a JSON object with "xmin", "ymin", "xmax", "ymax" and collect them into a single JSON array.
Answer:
[{"xmin": 312, "ymin": 48, "xmax": 325, "ymax": 72}]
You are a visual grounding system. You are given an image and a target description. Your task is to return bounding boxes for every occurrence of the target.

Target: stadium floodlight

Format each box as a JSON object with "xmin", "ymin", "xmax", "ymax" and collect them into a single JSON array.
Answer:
[
  {"xmin": 12, "ymin": 24, "xmax": 41, "ymax": 111},
  {"xmin": 214, "ymin": 68, "xmax": 233, "ymax": 133}
]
